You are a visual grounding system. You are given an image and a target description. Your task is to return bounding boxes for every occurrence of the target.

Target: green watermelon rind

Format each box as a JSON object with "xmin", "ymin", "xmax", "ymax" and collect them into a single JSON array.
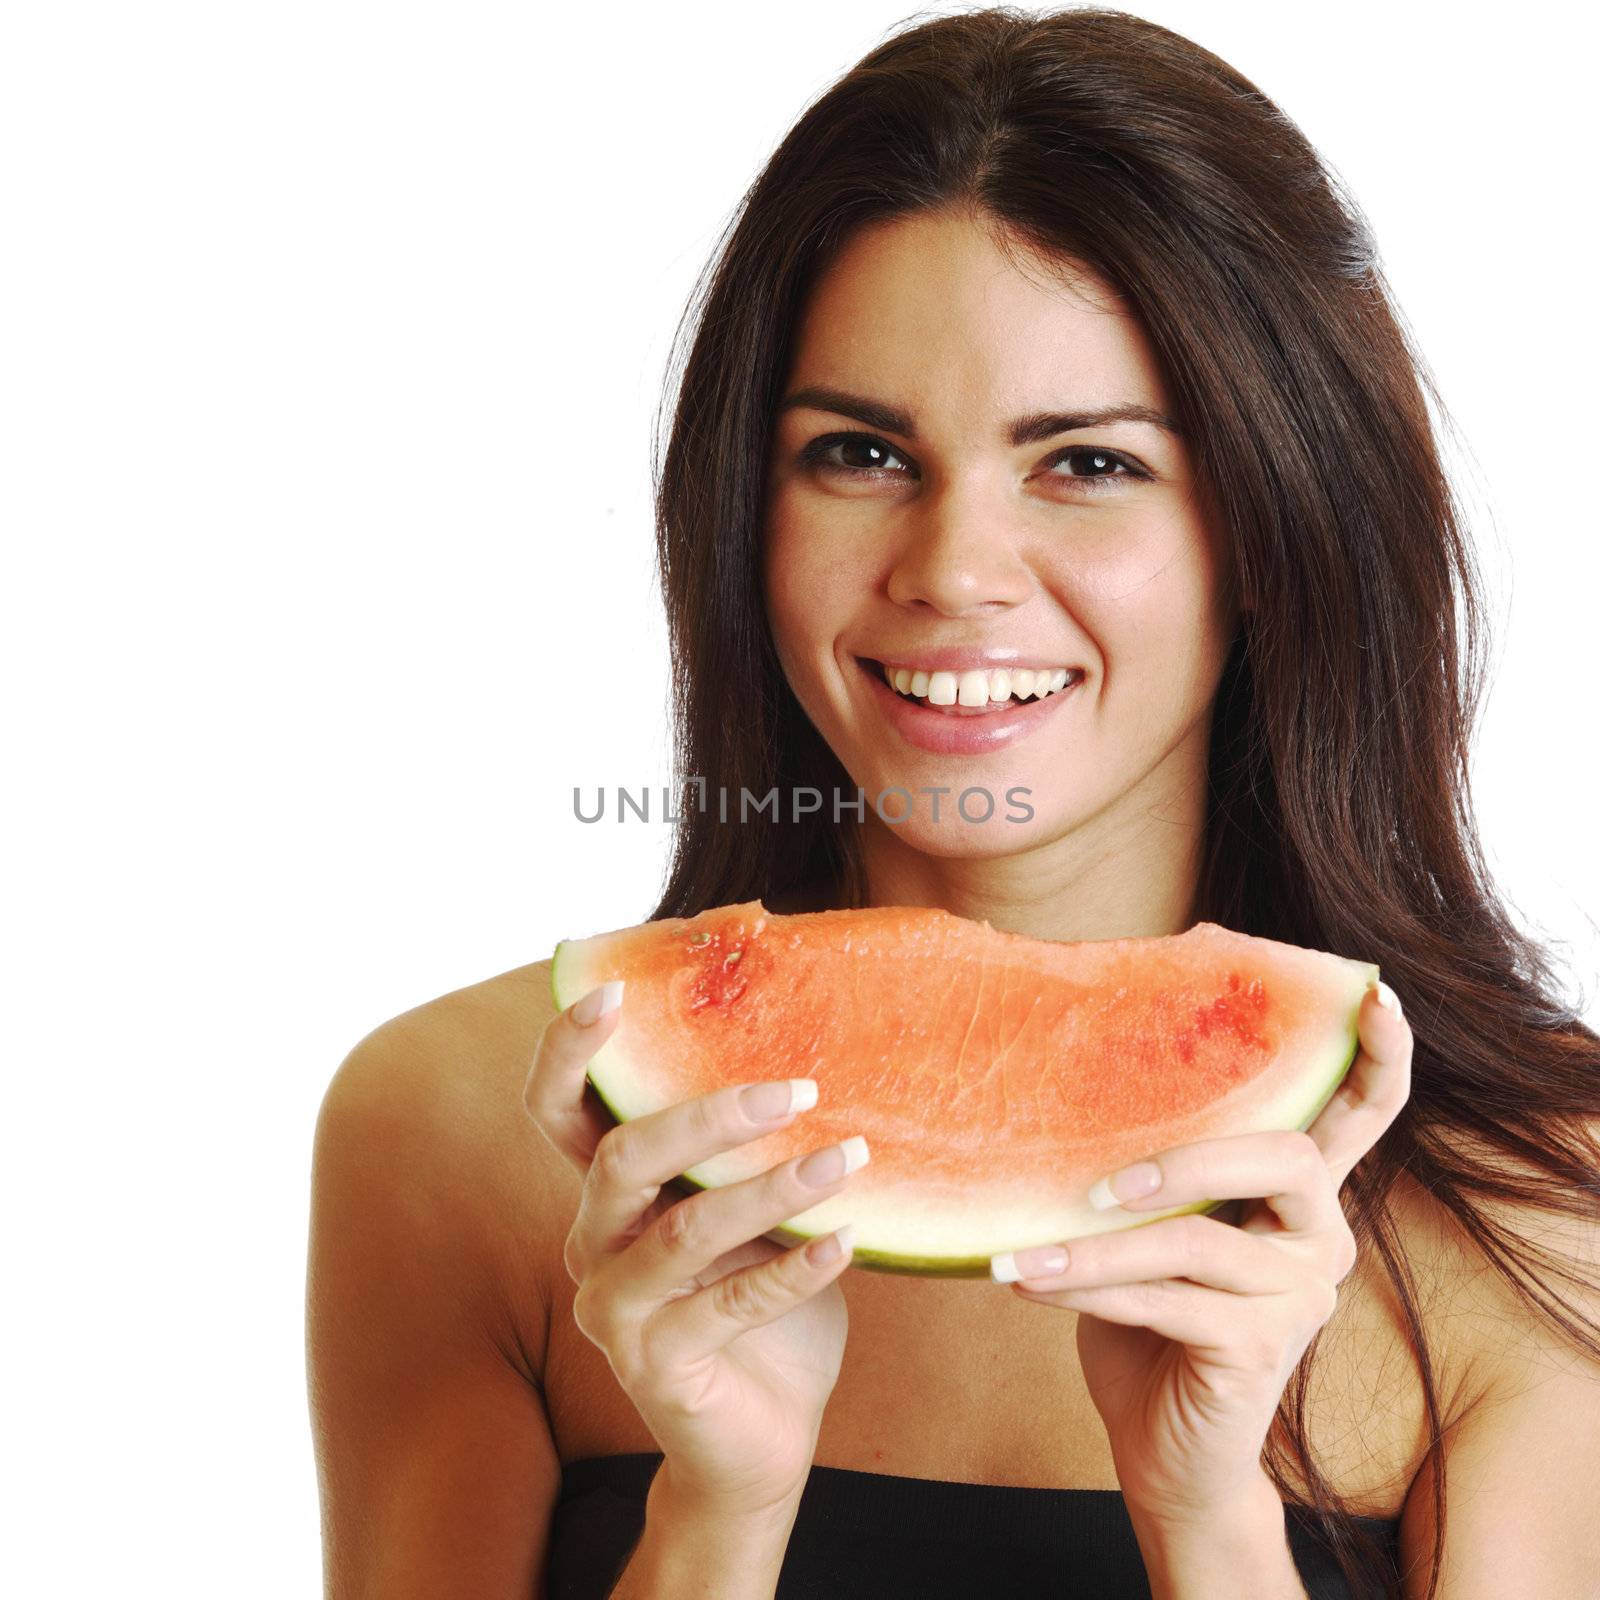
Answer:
[{"xmin": 550, "ymin": 934, "xmax": 1373, "ymax": 1279}]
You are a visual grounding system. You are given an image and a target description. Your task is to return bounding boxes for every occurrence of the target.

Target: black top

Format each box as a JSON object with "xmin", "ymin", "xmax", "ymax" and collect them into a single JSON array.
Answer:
[{"xmin": 546, "ymin": 1453, "xmax": 1404, "ymax": 1599}]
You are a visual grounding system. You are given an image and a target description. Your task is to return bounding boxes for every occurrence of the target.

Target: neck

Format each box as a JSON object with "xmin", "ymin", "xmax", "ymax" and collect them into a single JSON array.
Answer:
[{"xmin": 854, "ymin": 743, "xmax": 1210, "ymax": 944}]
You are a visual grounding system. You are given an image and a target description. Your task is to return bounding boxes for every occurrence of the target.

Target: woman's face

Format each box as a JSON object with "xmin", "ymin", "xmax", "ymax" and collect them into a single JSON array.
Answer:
[{"xmin": 763, "ymin": 208, "xmax": 1239, "ymax": 864}]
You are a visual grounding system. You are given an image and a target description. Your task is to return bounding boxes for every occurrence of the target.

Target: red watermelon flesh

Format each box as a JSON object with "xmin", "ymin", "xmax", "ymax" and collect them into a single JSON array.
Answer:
[{"xmin": 551, "ymin": 901, "xmax": 1378, "ymax": 1276}]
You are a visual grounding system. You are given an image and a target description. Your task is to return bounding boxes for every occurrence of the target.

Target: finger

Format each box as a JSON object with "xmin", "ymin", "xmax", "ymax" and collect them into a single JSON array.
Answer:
[
  {"xmin": 644, "ymin": 1224, "xmax": 858, "ymax": 1367},
  {"xmin": 1009, "ymin": 1276, "xmax": 1336, "ymax": 1361},
  {"xmin": 617, "ymin": 1133, "xmax": 870, "ymax": 1306},
  {"xmin": 991, "ymin": 1213, "xmax": 1289, "ymax": 1296},
  {"xmin": 1307, "ymin": 980, "xmax": 1414, "ymax": 1186},
  {"xmin": 522, "ymin": 983, "xmax": 626, "ymax": 1169},
  {"xmin": 1090, "ymin": 1128, "xmax": 1343, "ymax": 1237},
  {"xmin": 1014, "ymin": 1277, "xmax": 1230, "ymax": 1347},
  {"xmin": 568, "ymin": 1077, "xmax": 821, "ymax": 1275}
]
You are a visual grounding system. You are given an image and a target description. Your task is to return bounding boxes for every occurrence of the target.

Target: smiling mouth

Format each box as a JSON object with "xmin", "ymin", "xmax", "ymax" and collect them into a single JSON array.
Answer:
[{"xmin": 859, "ymin": 658, "xmax": 1085, "ymax": 715}]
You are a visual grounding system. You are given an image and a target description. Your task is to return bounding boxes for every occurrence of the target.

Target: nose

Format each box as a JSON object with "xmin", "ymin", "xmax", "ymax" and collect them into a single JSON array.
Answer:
[{"xmin": 884, "ymin": 486, "xmax": 1033, "ymax": 617}]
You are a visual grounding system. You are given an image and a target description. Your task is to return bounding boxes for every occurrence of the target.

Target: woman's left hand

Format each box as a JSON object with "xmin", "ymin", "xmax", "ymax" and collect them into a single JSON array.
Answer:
[{"xmin": 993, "ymin": 979, "xmax": 1413, "ymax": 1523}]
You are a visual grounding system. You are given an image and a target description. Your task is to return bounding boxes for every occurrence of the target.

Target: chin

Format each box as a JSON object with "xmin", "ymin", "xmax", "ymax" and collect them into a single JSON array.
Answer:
[
  {"xmin": 873, "ymin": 811, "xmax": 1060, "ymax": 861},
  {"xmin": 825, "ymin": 748, "xmax": 1073, "ymax": 857}
]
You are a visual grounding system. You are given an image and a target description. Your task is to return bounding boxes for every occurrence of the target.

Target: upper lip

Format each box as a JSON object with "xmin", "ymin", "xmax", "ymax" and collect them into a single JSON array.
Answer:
[{"xmin": 856, "ymin": 647, "xmax": 1081, "ymax": 673}]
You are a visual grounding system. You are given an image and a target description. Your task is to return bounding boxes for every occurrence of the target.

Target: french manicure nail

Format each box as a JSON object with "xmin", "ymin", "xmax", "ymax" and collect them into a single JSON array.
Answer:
[
  {"xmin": 740, "ymin": 1078, "xmax": 818, "ymax": 1121},
  {"xmin": 990, "ymin": 1245, "xmax": 1069, "ymax": 1283},
  {"xmin": 808, "ymin": 1223, "xmax": 857, "ymax": 1267},
  {"xmin": 572, "ymin": 981, "xmax": 624, "ymax": 1027},
  {"xmin": 1088, "ymin": 1160, "xmax": 1162, "ymax": 1211},
  {"xmin": 1376, "ymin": 980, "xmax": 1402, "ymax": 1018},
  {"xmin": 797, "ymin": 1136, "xmax": 870, "ymax": 1188}
]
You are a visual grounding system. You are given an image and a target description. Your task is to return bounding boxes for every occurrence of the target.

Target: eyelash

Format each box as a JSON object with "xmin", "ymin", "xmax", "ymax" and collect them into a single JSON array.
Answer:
[{"xmin": 795, "ymin": 431, "xmax": 1150, "ymax": 493}]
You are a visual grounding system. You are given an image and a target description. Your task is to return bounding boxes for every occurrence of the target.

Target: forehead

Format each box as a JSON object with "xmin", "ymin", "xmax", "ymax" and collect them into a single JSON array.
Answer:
[{"xmin": 784, "ymin": 210, "xmax": 1170, "ymax": 424}]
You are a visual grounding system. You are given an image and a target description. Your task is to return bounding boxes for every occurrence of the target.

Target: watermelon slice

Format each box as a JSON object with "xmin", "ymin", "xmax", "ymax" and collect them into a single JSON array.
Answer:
[{"xmin": 551, "ymin": 902, "xmax": 1378, "ymax": 1277}]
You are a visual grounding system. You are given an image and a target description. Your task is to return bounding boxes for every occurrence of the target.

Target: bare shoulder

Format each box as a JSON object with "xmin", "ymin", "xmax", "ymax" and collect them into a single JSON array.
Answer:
[
  {"xmin": 309, "ymin": 963, "xmax": 586, "ymax": 1592},
  {"xmin": 312, "ymin": 956, "xmax": 572, "ymax": 1377},
  {"xmin": 1362, "ymin": 1123, "xmax": 1600, "ymax": 1419},
  {"xmin": 1432, "ymin": 1118, "xmax": 1600, "ymax": 1382},
  {"xmin": 1387, "ymin": 1120, "xmax": 1600, "ymax": 1589}
]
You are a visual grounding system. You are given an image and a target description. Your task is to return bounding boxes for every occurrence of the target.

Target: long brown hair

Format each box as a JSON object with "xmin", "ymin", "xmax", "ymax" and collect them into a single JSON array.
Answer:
[{"xmin": 645, "ymin": 9, "xmax": 1600, "ymax": 1594}]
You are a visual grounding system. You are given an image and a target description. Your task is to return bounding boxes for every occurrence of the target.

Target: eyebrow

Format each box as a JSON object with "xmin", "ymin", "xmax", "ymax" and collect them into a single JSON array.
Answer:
[{"xmin": 777, "ymin": 384, "xmax": 1183, "ymax": 446}]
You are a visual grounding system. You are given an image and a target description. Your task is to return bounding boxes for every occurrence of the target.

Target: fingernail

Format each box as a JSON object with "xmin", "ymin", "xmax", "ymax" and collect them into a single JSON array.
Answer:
[
  {"xmin": 1376, "ymin": 980, "xmax": 1402, "ymax": 1019},
  {"xmin": 740, "ymin": 1078, "xmax": 818, "ymax": 1121},
  {"xmin": 572, "ymin": 981, "xmax": 624, "ymax": 1027},
  {"xmin": 797, "ymin": 1135, "xmax": 870, "ymax": 1188},
  {"xmin": 807, "ymin": 1223, "xmax": 857, "ymax": 1267},
  {"xmin": 990, "ymin": 1244, "xmax": 1069, "ymax": 1283},
  {"xmin": 1088, "ymin": 1160, "xmax": 1162, "ymax": 1211}
]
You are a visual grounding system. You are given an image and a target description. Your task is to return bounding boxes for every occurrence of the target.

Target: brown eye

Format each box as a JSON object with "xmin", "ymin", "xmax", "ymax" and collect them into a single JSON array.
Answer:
[
  {"xmin": 1047, "ymin": 447, "xmax": 1146, "ymax": 491},
  {"xmin": 798, "ymin": 433, "xmax": 912, "ymax": 478},
  {"xmin": 796, "ymin": 432, "xmax": 1150, "ymax": 493}
]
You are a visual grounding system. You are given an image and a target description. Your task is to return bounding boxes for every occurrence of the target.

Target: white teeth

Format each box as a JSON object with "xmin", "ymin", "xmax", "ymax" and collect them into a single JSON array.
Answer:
[{"xmin": 880, "ymin": 662, "xmax": 1078, "ymax": 707}]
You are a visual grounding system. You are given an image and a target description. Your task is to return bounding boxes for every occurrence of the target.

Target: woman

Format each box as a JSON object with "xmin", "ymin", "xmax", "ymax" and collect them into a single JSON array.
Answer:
[{"xmin": 307, "ymin": 9, "xmax": 1600, "ymax": 1597}]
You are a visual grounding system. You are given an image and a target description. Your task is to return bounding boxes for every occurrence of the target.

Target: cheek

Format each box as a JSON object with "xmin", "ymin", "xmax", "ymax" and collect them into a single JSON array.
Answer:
[
  {"xmin": 1043, "ymin": 526, "xmax": 1229, "ymax": 706},
  {"xmin": 1043, "ymin": 517, "xmax": 1185, "ymax": 608},
  {"xmin": 763, "ymin": 507, "xmax": 867, "ymax": 664},
  {"xmin": 761, "ymin": 522, "xmax": 813, "ymax": 689},
  {"xmin": 762, "ymin": 517, "xmax": 805, "ymax": 639},
  {"xmin": 1102, "ymin": 515, "xmax": 1223, "ymax": 621}
]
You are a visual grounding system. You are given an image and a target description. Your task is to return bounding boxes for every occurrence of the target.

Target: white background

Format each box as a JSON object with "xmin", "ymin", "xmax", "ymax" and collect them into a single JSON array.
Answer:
[{"xmin": 3, "ymin": 2, "xmax": 1595, "ymax": 1593}]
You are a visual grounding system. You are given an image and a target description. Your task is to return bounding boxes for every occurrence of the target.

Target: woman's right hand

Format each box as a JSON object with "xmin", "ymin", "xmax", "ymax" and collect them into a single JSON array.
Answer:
[{"xmin": 523, "ymin": 980, "xmax": 868, "ymax": 1520}]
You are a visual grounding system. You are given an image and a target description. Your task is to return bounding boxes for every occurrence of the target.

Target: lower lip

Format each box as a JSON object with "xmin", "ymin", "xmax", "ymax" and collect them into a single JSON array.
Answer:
[{"xmin": 857, "ymin": 660, "xmax": 1081, "ymax": 755}]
